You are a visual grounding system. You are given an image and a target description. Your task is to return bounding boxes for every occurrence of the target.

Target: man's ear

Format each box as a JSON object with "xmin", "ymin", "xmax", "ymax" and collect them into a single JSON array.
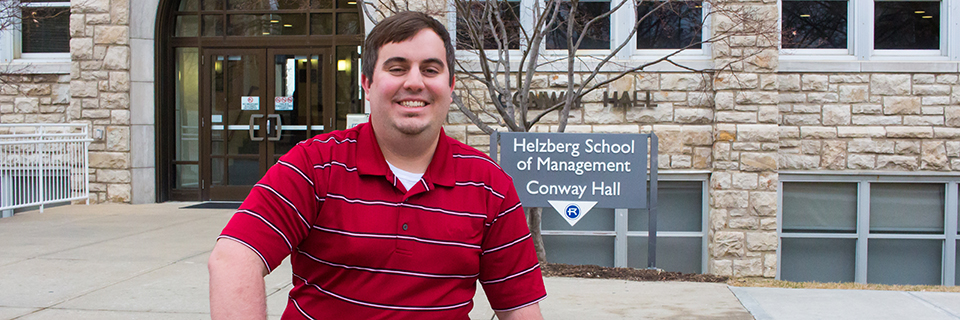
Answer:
[{"xmin": 361, "ymin": 73, "xmax": 371, "ymax": 100}]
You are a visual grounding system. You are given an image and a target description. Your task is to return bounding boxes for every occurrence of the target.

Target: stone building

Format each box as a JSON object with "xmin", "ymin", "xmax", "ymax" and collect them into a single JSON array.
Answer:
[{"xmin": 0, "ymin": 0, "xmax": 958, "ymax": 285}]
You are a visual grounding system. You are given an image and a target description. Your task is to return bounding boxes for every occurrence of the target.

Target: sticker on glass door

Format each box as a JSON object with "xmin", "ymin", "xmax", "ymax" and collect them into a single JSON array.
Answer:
[
  {"xmin": 241, "ymin": 96, "xmax": 260, "ymax": 110},
  {"xmin": 275, "ymin": 96, "xmax": 294, "ymax": 111}
]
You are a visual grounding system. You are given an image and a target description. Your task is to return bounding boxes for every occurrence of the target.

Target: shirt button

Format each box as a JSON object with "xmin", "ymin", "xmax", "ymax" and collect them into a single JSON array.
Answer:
[{"xmin": 402, "ymin": 223, "xmax": 408, "ymax": 231}]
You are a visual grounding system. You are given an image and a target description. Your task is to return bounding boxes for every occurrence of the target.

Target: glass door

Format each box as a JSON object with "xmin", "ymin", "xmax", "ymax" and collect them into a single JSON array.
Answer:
[
  {"xmin": 267, "ymin": 48, "xmax": 333, "ymax": 166},
  {"xmin": 201, "ymin": 48, "xmax": 332, "ymax": 200}
]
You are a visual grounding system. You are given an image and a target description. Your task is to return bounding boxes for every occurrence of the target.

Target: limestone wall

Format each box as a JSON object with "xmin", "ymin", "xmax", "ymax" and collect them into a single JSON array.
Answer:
[
  {"xmin": 445, "ymin": 72, "xmax": 716, "ymax": 171},
  {"xmin": 779, "ymin": 73, "xmax": 960, "ymax": 171},
  {"xmin": 0, "ymin": 75, "xmax": 71, "ymax": 123},
  {"xmin": 68, "ymin": 0, "xmax": 132, "ymax": 203}
]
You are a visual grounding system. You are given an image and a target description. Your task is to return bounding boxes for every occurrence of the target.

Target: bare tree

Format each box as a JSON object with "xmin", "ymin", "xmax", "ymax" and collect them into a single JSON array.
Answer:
[{"xmin": 362, "ymin": 0, "xmax": 778, "ymax": 264}]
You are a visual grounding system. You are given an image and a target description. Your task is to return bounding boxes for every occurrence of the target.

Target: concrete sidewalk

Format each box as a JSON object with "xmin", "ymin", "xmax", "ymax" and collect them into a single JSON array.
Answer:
[
  {"xmin": 0, "ymin": 203, "xmax": 750, "ymax": 319},
  {"xmin": 2, "ymin": 203, "xmax": 957, "ymax": 319}
]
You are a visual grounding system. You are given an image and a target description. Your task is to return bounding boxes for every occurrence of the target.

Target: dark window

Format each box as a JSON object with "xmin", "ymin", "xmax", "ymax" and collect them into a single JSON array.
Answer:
[
  {"xmin": 875, "ymin": 1, "xmax": 940, "ymax": 50},
  {"xmin": 636, "ymin": 1, "xmax": 703, "ymax": 49},
  {"xmin": 781, "ymin": 0, "xmax": 848, "ymax": 49},
  {"xmin": 456, "ymin": 1, "xmax": 521, "ymax": 50},
  {"xmin": 546, "ymin": 1, "xmax": 610, "ymax": 50},
  {"xmin": 21, "ymin": 5, "xmax": 70, "ymax": 53}
]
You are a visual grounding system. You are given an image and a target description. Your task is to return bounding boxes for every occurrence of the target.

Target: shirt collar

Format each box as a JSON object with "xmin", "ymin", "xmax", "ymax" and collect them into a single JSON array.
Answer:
[{"xmin": 355, "ymin": 122, "xmax": 456, "ymax": 189}]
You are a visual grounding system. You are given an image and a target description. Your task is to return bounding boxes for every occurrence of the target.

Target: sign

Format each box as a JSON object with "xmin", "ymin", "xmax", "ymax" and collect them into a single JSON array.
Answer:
[
  {"xmin": 275, "ymin": 96, "xmax": 293, "ymax": 111},
  {"xmin": 346, "ymin": 114, "xmax": 368, "ymax": 129},
  {"xmin": 241, "ymin": 96, "xmax": 260, "ymax": 111},
  {"xmin": 499, "ymin": 132, "xmax": 648, "ymax": 210}
]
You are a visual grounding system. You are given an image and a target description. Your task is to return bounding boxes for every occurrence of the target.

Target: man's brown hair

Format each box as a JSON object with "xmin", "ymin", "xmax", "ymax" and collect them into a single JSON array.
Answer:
[{"xmin": 362, "ymin": 11, "xmax": 456, "ymax": 86}]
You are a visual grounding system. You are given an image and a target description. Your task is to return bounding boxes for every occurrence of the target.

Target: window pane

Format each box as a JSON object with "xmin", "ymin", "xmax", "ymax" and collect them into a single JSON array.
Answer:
[
  {"xmin": 781, "ymin": 0, "xmax": 848, "ymax": 49},
  {"xmin": 202, "ymin": 0, "xmax": 224, "ymax": 10},
  {"xmin": 311, "ymin": 0, "xmax": 333, "ymax": 9},
  {"xmin": 203, "ymin": 15, "xmax": 224, "ymax": 36},
  {"xmin": 870, "ymin": 183, "xmax": 944, "ymax": 234},
  {"xmin": 636, "ymin": 1, "xmax": 702, "ymax": 49},
  {"xmin": 176, "ymin": 164, "xmax": 199, "ymax": 189},
  {"xmin": 782, "ymin": 182, "xmax": 858, "ymax": 233},
  {"xmin": 311, "ymin": 13, "xmax": 333, "ymax": 34},
  {"xmin": 337, "ymin": 12, "xmax": 360, "ymax": 35},
  {"xmin": 21, "ymin": 7, "xmax": 69, "ymax": 53},
  {"xmin": 180, "ymin": 0, "xmax": 199, "ymax": 11},
  {"xmin": 228, "ymin": 14, "xmax": 306, "ymax": 35},
  {"xmin": 546, "ymin": 1, "xmax": 610, "ymax": 50},
  {"xmin": 627, "ymin": 237, "xmax": 701, "ymax": 273},
  {"xmin": 176, "ymin": 15, "xmax": 200, "ymax": 37},
  {"xmin": 867, "ymin": 239, "xmax": 941, "ymax": 285},
  {"xmin": 456, "ymin": 1, "xmax": 521, "ymax": 50},
  {"xmin": 543, "ymin": 207, "xmax": 615, "ymax": 231},
  {"xmin": 956, "ymin": 241, "xmax": 959, "ymax": 285},
  {"xmin": 227, "ymin": 0, "xmax": 312, "ymax": 10},
  {"xmin": 875, "ymin": 1, "xmax": 940, "ymax": 50},
  {"xmin": 780, "ymin": 238, "xmax": 856, "ymax": 283},
  {"xmin": 543, "ymin": 235, "xmax": 614, "ymax": 267},
  {"xmin": 335, "ymin": 46, "xmax": 362, "ymax": 131},
  {"xmin": 175, "ymin": 48, "xmax": 200, "ymax": 163},
  {"xmin": 629, "ymin": 181, "xmax": 702, "ymax": 232}
]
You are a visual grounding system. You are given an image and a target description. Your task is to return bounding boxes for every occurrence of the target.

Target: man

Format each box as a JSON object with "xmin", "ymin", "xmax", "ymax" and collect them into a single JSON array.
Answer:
[{"xmin": 208, "ymin": 11, "xmax": 546, "ymax": 319}]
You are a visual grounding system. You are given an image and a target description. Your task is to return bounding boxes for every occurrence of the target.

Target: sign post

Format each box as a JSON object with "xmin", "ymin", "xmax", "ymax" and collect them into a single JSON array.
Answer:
[{"xmin": 491, "ymin": 132, "xmax": 659, "ymax": 268}]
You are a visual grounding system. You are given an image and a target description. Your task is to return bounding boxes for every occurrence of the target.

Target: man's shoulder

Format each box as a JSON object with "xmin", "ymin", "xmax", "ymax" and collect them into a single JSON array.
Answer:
[
  {"xmin": 442, "ymin": 134, "xmax": 513, "ymax": 181},
  {"xmin": 299, "ymin": 125, "xmax": 363, "ymax": 151}
]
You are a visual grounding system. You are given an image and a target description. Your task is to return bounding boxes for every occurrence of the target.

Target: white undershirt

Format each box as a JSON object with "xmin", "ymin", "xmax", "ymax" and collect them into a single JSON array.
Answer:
[{"xmin": 386, "ymin": 161, "xmax": 424, "ymax": 191}]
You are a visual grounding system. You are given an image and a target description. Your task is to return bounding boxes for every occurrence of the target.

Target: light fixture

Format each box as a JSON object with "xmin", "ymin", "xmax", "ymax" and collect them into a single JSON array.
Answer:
[
  {"xmin": 262, "ymin": 31, "xmax": 270, "ymax": 35},
  {"xmin": 270, "ymin": 19, "xmax": 280, "ymax": 23},
  {"xmin": 347, "ymin": 1, "xmax": 357, "ymax": 4},
  {"xmin": 799, "ymin": 14, "xmax": 810, "ymax": 18},
  {"xmin": 284, "ymin": 24, "xmax": 293, "ymax": 27},
  {"xmin": 915, "ymin": 11, "xmax": 925, "ymax": 14},
  {"xmin": 338, "ymin": 59, "xmax": 350, "ymax": 72},
  {"xmin": 694, "ymin": 5, "xmax": 701, "ymax": 8},
  {"xmin": 922, "ymin": 15, "xmax": 933, "ymax": 19}
]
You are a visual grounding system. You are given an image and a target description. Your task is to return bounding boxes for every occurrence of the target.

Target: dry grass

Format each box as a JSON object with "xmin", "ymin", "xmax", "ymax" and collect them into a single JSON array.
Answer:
[{"xmin": 729, "ymin": 278, "xmax": 960, "ymax": 293}]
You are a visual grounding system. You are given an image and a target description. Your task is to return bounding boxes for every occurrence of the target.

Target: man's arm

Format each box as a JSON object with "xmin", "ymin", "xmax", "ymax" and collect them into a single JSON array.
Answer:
[
  {"xmin": 495, "ymin": 303, "xmax": 543, "ymax": 320},
  {"xmin": 209, "ymin": 238, "xmax": 269, "ymax": 320}
]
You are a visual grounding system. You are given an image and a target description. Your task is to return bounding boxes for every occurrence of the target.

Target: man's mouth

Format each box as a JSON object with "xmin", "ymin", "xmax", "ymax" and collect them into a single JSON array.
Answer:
[{"xmin": 398, "ymin": 100, "xmax": 427, "ymax": 108}]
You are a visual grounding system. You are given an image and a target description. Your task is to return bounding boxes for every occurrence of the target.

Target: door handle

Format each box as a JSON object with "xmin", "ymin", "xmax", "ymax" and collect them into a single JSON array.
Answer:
[
  {"xmin": 249, "ymin": 114, "xmax": 265, "ymax": 141},
  {"xmin": 268, "ymin": 114, "xmax": 282, "ymax": 141}
]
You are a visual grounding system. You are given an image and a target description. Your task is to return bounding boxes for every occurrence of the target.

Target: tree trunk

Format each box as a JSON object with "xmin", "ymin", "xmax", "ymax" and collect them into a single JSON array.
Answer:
[{"xmin": 525, "ymin": 207, "xmax": 547, "ymax": 264}]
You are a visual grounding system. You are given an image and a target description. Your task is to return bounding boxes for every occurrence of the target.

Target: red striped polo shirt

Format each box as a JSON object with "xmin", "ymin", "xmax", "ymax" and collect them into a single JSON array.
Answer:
[{"xmin": 219, "ymin": 122, "xmax": 546, "ymax": 319}]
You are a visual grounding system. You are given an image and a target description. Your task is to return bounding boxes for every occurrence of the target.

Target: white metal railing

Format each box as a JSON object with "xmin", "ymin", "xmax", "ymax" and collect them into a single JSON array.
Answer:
[{"xmin": 0, "ymin": 124, "xmax": 93, "ymax": 217}]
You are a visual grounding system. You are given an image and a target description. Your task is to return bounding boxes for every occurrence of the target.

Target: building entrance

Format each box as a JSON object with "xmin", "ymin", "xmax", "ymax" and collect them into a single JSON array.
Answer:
[{"xmin": 201, "ymin": 48, "xmax": 333, "ymax": 200}]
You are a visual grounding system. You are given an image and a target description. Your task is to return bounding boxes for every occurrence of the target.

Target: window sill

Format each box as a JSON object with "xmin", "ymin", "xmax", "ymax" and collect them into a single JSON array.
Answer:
[
  {"xmin": 3, "ymin": 59, "xmax": 71, "ymax": 74},
  {"xmin": 779, "ymin": 56, "xmax": 959, "ymax": 73}
]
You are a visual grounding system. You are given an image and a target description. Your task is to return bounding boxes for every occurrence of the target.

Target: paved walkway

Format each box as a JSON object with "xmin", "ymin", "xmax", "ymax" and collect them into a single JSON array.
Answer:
[{"xmin": 0, "ymin": 203, "xmax": 957, "ymax": 319}]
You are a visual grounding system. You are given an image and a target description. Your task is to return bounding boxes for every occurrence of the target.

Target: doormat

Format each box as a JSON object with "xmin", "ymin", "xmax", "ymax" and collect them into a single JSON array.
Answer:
[{"xmin": 180, "ymin": 202, "xmax": 242, "ymax": 209}]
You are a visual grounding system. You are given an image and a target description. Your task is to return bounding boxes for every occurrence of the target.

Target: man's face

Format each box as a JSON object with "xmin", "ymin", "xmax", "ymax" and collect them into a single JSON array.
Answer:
[{"xmin": 362, "ymin": 29, "xmax": 454, "ymax": 137}]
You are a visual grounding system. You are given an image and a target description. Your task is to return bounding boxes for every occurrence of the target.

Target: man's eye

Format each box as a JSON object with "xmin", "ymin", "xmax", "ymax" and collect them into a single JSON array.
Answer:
[
  {"xmin": 389, "ymin": 67, "xmax": 405, "ymax": 73},
  {"xmin": 423, "ymin": 68, "xmax": 440, "ymax": 75}
]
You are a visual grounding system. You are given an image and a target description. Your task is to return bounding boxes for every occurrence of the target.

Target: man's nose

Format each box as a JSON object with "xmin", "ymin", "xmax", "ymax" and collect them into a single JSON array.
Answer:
[{"xmin": 402, "ymin": 68, "xmax": 425, "ymax": 91}]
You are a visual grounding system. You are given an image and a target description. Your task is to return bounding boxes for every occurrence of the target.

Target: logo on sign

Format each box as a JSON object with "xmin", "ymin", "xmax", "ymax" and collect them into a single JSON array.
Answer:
[
  {"xmin": 548, "ymin": 200, "xmax": 597, "ymax": 226},
  {"xmin": 565, "ymin": 204, "xmax": 580, "ymax": 219}
]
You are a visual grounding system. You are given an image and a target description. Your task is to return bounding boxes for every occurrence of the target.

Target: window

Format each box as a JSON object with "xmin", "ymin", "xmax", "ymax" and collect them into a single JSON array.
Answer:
[
  {"xmin": 874, "ymin": 1, "xmax": 939, "ymax": 50},
  {"xmin": 779, "ymin": 176, "xmax": 960, "ymax": 286},
  {"xmin": 636, "ymin": 1, "xmax": 703, "ymax": 49},
  {"xmin": 0, "ymin": 0, "xmax": 70, "ymax": 62},
  {"xmin": 542, "ymin": 177, "xmax": 708, "ymax": 273},
  {"xmin": 174, "ymin": 0, "xmax": 360, "ymax": 37},
  {"xmin": 20, "ymin": 0, "xmax": 70, "ymax": 54},
  {"xmin": 781, "ymin": 0, "xmax": 848, "ymax": 49},
  {"xmin": 455, "ymin": 1, "xmax": 521, "ymax": 50},
  {"xmin": 780, "ymin": 0, "xmax": 958, "ymax": 61},
  {"xmin": 545, "ymin": 1, "xmax": 611, "ymax": 50}
]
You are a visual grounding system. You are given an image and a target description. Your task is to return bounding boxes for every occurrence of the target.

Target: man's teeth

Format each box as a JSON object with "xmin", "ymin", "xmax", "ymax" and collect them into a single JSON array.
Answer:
[{"xmin": 400, "ymin": 101, "xmax": 425, "ymax": 107}]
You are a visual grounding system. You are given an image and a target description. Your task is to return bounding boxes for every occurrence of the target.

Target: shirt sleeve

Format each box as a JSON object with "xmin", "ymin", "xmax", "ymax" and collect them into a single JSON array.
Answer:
[
  {"xmin": 478, "ymin": 180, "xmax": 547, "ymax": 312},
  {"xmin": 218, "ymin": 143, "xmax": 322, "ymax": 272}
]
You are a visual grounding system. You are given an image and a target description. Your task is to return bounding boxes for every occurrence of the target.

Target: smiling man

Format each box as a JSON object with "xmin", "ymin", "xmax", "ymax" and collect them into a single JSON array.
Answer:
[{"xmin": 208, "ymin": 11, "xmax": 546, "ymax": 320}]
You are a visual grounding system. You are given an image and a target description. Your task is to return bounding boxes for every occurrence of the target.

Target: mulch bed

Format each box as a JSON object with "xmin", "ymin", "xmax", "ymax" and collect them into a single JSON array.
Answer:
[{"xmin": 541, "ymin": 263, "xmax": 728, "ymax": 283}]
